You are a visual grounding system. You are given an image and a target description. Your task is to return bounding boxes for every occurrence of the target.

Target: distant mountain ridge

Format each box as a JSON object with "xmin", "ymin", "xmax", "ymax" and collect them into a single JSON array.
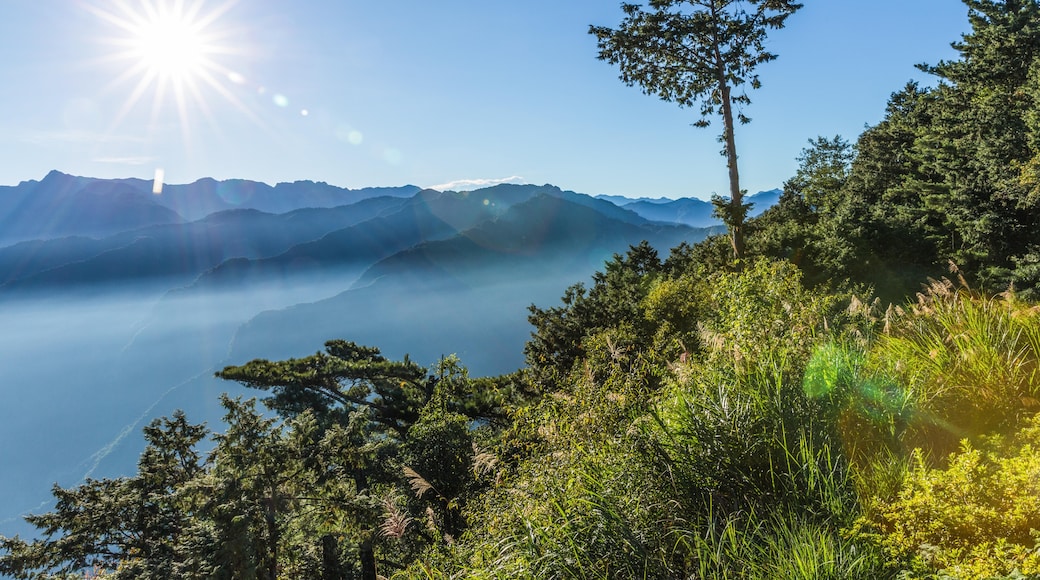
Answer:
[
  {"xmin": 0, "ymin": 176, "xmax": 183, "ymax": 242},
  {"xmin": 0, "ymin": 196, "xmax": 408, "ymax": 292},
  {"xmin": 0, "ymin": 171, "xmax": 780, "ymax": 246},
  {"xmin": 597, "ymin": 189, "xmax": 782, "ymax": 227},
  {"xmin": 0, "ymin": 174, "xmax": 729, "ymax": 295},
  {"xmin": 0, "ymin": 170, "xmax": 421, "ymax": 245},
  {"xmin": 226, "ymin": 192, "xmax": 710, "ymax": 374},
  {"xmin": 0, "ymin": 172, "xmax": 779, "ymax": 296},
  {"xmin": 595, "ymin": 194, "xmax": 677, "ymax": 206}
]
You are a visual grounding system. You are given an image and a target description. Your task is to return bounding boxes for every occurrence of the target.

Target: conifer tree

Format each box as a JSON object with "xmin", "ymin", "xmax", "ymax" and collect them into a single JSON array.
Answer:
[
  {"xmin": 590, "ymin": 0, "xmax": 802, "ymax": 263},
  {"xmin": 0, "ymin": 413, "xmax": 208, "ymax": 579}
]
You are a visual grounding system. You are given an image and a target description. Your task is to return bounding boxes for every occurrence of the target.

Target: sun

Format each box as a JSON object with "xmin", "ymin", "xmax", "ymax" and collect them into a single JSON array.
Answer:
[
  {"xmin": 130, "ymin": 6, "xmax": 210, "ymax": 82},
  {"xmin": 87, "ymin": 0, "xmax": 250, "ymax": 138}
]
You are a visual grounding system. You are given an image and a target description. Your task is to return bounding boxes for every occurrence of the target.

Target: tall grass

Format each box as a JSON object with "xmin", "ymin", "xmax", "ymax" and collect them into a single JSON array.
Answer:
[
  {"xmin": 747, "ymin": 514, "xmax": 887, "ymax": 580},
  {"xmin": 867, "ymin": 279, "xmax": 1040, "ymax": 458},
  {"xmin": 664, "ymin": 506, "xmax": 887, "ymax": 580}
]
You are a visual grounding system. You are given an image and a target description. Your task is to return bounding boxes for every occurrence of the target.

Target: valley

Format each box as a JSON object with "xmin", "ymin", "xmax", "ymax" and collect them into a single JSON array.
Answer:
[{"xmin": 0, "ymin": 172, "xmax": 747, "ymax": 539}]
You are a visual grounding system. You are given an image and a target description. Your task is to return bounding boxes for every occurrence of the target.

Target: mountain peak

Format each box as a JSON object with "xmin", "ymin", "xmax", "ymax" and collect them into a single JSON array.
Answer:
[
  {"xmin": 43, "ymin": 169, "xmax": 72, "ymax": 180},
  {"xmin": 40, "ymin": 169, "xmax": 82, "ymax": 186}
]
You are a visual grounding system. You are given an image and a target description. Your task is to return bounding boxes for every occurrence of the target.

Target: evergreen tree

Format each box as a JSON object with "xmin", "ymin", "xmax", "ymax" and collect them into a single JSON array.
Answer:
[
  {"xmin": 215, "ymin": 348, "xmax": 503, "ymax": 580},
  {"xmin": 526, "ymin": 241, "xmax": 663, "ymax": 385},
  {"xmin": 916, "ymin": 0, "xmax": 1040, "ymax": 291},
  {"xmin": 823, "ymin": 0, "xmax": 1040, "ymax": 296},
  {"xmin": 215, "ymin": 340, "xmax": 429, "ymax": 437},
  {"xmin": 751, "ymin": 136, "xmax": 868, "ymax": 289},
  {"xmin": 590, "ymin": 0, "xmax": 802, "ymax": 262},
  {"xmin": 0, "ymin": 413, "xmax": 207, "ymax": 579}
]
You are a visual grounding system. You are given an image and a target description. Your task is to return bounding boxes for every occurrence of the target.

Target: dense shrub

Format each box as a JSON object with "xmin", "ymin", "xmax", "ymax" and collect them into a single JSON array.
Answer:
[{"xmin": 859, "ymin": 415, "xmax": 1040, "ymax": 579}]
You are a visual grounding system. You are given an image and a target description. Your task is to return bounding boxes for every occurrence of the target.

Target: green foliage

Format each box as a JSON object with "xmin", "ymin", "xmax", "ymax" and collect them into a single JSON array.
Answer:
[
  {"xmin": 12, "ymin": 257, "xmax": 1040, "ymax": 579},
  {"xmin": 668, "ymin": 511, "xmax": 887, "ymax": 580},
  {"xmin": 788, "ymin": 136, "xmax": 857, "ymax": 215},
  {"xmin": 432, "ymin": 319, "xmax": 670, "ymax": 578},
  {"xmin": 816, "ymin": 1, "xmax": 1040, "ymax": 297},
  {"xmin": 0, "ymin": 412, "xmax": 207, "ymax": 580},
  {"xmin": 525, "ymin": 241, "xmax": 663, "ymax": 386},
  {"xmin": 402, "ymin": 402, "xmax": 474, "ymax": 542},
  {"xmin": 802, "ymin": 340, "xmax": 912, "ymax": 472},
  {"xmin": 749, "ymin": 515, "xmax": 887, "ymax": 580},
  {"xmin": 642, "ymin": 273, "xmax": 705, "ymax": 358},
  {"xmin": 860, "ymin": 416, "xmax": 1040, "ymax": 579},
  {"xmin": 651, "ymin": 265, "xmax": 861, "ymax": 525},
  {"xmin": 215, "ymin": 340, "xmax": 430, "ymax": 436},
  {"xmin": 736, "ymin": 1, "xmax": 1040, "ymax": 301},
  {"xmin": 695, "ymin": 259, "xmax": 842, "ymax": 372},
  {"xmin": 751, "ymin": 136, "xmax": 872, "ymax": 291},
  {"xmin": 0, "ymin": 348, "xmax": 509, "ymax": 579},
  {"xmin": 864, "ymin": 280, "xmax": 1040, "ymax": 458},
  {"xmin": 425, "ymin": 257, "xmax": 877, "ymax": 579},
  {"xmin": 588, "ymin": 0, "xmax": 802, "ymax": 119}
]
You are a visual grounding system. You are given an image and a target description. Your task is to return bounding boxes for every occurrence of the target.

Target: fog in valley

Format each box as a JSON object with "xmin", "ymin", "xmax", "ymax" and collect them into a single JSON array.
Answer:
[
  {"xmin": 0, "ymin": 177, "xmax": 717, "ymax": 543},
  {"xmin": 0, "ymin": 273, "xmax": 563, "ymax": 538},
  {"xmin": 0, "ymin": 278, "xmax": 333, "ymax": 536}
]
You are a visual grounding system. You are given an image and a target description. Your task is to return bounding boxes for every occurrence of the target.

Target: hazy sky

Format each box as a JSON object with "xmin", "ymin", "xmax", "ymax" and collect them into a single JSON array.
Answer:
[{"xmin": 0, "ymin": 1, "xmax": 968, "ymax": 199}]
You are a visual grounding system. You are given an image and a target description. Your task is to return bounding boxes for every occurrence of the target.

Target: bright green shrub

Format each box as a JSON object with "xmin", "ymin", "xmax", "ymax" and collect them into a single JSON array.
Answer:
[
  {"xmin": 862, "ymin": 415, "xmax": 1040, "ymax": 579},
  {"xmin": 643, "ymin": 273, "xmax": 709, "ymax": 359},
  {"xmin": 696, "ymin": 259, "xmax": 841, "ymax": 372}
]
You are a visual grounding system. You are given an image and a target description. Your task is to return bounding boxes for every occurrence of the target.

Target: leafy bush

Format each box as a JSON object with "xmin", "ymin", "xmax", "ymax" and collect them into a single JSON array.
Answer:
[
  {"xmin": 859, "ymin": 415, "xmax": 1040, "ymax": 579},
  {"xmin": 696, "ymin": 259, "xmax": 840, "ymax": 373}
]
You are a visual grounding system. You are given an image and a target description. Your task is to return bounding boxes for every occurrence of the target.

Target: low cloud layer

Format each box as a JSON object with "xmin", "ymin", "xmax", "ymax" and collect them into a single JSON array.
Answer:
[
  {"xmin": 429, "ymin": 176, "xmax": 526, "ymax": 191},
  {"xmin": 92, "ymin": 156, "xmax": 159, "ymax": 165}
]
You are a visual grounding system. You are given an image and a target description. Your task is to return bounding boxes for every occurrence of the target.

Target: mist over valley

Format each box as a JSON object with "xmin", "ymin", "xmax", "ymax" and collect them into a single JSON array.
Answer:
[{"xmin": 0, "ymin": 172, "xmax": 762, "ymax": 539}]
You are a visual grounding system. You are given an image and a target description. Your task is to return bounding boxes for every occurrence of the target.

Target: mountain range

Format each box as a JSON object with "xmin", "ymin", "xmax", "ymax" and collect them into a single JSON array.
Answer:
[
  {"xmin": 0, "ymin": 170, "xmax": 783, "ymax": 382},
  {"xmin": 596, "ymin": 189, "xmax": 781, "ymax": 227},
  {"xmin": 0, "ymin": 171, "xmax": 777, "ymax": 245},
  {"xmin": 0, "ymin": 170, "xmax": 420, "ymax": 245},
  {"xmin": 0, "ymin": 171, "xmax": 776, "ymax": 539}
]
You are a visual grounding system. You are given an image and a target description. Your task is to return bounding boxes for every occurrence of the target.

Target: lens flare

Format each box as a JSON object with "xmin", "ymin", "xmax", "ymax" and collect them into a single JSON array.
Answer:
[{"xmin": 152, "ymin": 167, "xmax": 165, "ymax": 194}]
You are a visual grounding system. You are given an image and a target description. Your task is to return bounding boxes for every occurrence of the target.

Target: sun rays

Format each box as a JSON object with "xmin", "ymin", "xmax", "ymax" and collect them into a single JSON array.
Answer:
[{"xmin": 86, "ymin": 0, "xmax": 254, "ymax": 145}]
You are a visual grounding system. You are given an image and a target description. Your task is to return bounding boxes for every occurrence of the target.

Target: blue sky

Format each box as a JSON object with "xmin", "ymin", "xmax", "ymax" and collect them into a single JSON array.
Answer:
[{"xmin": 0, "ymin": 0, "xmax": 969, "ymax": 199}]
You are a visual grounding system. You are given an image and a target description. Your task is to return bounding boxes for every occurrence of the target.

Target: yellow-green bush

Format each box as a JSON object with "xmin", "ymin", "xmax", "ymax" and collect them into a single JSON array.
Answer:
[
  {"xmin": 643, "ymin": 274, "xmax": 705, "ymax": 359},
  {"xmin": 861, "ymin": 415, "xmax": 1040, "ymax": 579},
  {"xmin": 672, "ymin": 258, "xmax": 845, "ymax": 379}
]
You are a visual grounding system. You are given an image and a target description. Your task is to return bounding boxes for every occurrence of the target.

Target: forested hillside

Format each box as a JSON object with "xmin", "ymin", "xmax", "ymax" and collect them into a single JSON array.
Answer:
[{"xmin": 4, "ymin": 1, "xmax": 1040, "ymax": 579}]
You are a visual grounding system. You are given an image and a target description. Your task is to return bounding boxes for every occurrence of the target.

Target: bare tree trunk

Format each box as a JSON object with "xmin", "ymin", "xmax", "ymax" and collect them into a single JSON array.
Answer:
[
  {"xmin": 265, "ymin": 491, "xmax": 279, "ymax": 580},
  {"xmin": 321, "ymin": 534, "xmax": 344, "ymax": 580},
  {"xmin": 360, "ymin": 538, "xmax": 377, "ymax": 580},
  {"xmin": 716, "ymin": 57, "xmax": 745, "ymax": 264}
]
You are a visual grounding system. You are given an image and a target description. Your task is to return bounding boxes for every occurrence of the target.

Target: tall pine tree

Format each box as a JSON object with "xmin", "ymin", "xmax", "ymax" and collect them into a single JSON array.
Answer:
[{"xmin": 590, "ymin": 0, "xmax": 802, "ymax": 263}]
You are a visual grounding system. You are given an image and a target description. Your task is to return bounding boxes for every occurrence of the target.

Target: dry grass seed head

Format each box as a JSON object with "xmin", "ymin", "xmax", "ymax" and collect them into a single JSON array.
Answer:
[
  {"xmin": 403, "ymin": 466, "xmax": 435, "ymax": 499},
  {"xmin": 472, "ymin": 442, "xmax": 499, "ymax": 478},
  {"xmin": 379, "ymin": 493, "xmax": 412, "ymax": 539}
]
